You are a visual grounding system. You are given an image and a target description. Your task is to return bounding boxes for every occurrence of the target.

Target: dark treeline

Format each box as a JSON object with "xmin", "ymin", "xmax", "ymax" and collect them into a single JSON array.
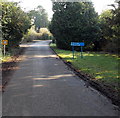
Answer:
[
  {"xmin": 1, "ymin": 1, "xmax": 120, "ymax": 54},
  {"xmin": 49, "ymin": 1, "xmax": 120, "ymax": 54}
]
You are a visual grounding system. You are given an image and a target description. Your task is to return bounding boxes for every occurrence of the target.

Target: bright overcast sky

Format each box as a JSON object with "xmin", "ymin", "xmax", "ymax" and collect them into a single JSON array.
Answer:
[{"xmin": 8, "ymin": 0, "xmax": 115, "ymax": 20}]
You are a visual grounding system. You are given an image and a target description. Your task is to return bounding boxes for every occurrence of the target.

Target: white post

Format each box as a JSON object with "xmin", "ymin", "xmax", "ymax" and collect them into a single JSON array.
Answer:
[{"xmin": 4, "ymin": 45, "xmax": 5, "ymax": 56}]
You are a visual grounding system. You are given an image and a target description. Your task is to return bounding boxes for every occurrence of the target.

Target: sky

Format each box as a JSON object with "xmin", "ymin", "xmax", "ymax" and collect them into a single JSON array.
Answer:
[{"xmin": 8, "ymin": 0, "xmax": 115, "ymax": 20}]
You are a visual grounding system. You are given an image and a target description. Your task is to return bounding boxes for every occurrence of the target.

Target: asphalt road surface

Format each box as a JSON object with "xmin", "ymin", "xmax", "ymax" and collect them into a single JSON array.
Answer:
[{"xmin": 2, "ymin": 40, "xmax": 119, "ymax": 116}]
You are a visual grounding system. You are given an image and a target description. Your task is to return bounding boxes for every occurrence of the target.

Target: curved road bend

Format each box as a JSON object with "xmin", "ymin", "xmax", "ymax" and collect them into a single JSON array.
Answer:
[{"xmin": 3, "ymin": 40, "xmax": 119, "ymax": 116}]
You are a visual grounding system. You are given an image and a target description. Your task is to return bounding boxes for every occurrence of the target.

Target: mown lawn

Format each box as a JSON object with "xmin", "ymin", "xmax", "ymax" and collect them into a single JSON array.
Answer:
[{"xmin": 50, "ymin": 43, "xmax": 120, "ymax": 90}]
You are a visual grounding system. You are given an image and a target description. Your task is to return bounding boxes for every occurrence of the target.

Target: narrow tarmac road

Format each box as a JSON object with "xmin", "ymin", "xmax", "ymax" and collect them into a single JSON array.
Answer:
[{"xmin": 2, "ymin": 40, "xmax": 119, "ymax": 116}]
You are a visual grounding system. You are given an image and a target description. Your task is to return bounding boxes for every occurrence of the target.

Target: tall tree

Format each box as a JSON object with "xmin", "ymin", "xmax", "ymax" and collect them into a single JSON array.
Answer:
[
  {"xmin": 99, "ymin": 1, "xmax": 120, "ymax": 53},
  {"xmin": 49, "ymin": 2, "xmax": 100, "ymax": 50},
  {"xmin": 28, "ymin": 5, "xmax": 49, "ymax": 32},
  {"xmin": 111, "ymin": 1, "xmax": 120, "ymax": 53}
]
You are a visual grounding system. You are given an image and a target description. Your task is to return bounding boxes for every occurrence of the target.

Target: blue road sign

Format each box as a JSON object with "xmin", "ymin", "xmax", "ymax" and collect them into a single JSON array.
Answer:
[
  {"xmin": 71, "ymin": 42, "xmax": 84, "ymax": 46},
  {"xmin": 71, "ymin": 42, "xmax": 85, "ymax": 59}
]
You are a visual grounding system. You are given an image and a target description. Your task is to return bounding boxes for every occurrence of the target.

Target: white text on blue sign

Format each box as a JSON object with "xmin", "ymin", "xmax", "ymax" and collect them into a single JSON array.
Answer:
[{"xmin": 71, "ymin": 42, "xmax": 85, "ymax": 46}]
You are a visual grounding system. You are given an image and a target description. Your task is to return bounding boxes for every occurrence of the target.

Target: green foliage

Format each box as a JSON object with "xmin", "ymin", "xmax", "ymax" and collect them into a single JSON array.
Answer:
[
  {"xmin": 28, "ymin": 5, "xmax": 49, "ymax": 32},
  {"xmin": 99, "ymin": 1, "xmax": 120, "ymax": 53},
  {"xmin": 39, "ymin": 28, "xmax": 53, "ymax": 40},
  {"xmin": 49, "ymin": 2, "xmax": 100, "ymax": 50},
  {"xmin": 1, "ymin": 2, "xmax": 31, "ymax": 52},
  {"xmin": 22, "ymin": 27, "xmax": 53, "ymax": 41},
  {"xmin": 22, "ymin": 26, "xmax": 37, "ymax": 42}
]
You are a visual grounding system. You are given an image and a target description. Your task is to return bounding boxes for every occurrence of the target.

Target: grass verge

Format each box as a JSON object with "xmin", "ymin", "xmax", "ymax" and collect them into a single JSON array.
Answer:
[
  {"xmin": 0, "ymin": 54, "xmax": 12, "ymax": 63},
  {"xmin": 50, "ymin": 43, "xmax": 120, "ymax": 105}
]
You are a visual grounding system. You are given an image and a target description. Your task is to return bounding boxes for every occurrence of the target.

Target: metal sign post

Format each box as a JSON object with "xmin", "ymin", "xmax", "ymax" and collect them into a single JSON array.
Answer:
[
  {"xmin": 71, "ymin": 42, "xmax": 85, "ymax": 59},
  {"xmin": 4, "ymin": 45, "xmax": 6, "ymax": 56},
  {"xmin": 2, "ymin": 40, "xmax": 8, "ymax": 56},
  {"xmin": 80, "ymin": 46, "xmax": 83, "ymax": 58},
  {"xmin": 72, "ymin": 46, "xmax": 74, "ymax": 59}
]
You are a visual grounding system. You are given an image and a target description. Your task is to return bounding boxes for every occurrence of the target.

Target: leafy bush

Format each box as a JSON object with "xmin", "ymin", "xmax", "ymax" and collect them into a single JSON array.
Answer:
[
  {"xmin": 22, "ymin": 27, "xmax": 53, "ymax": 41},
  {"xmin": 22, "ymin": 26, "xmax": 37, "ymax": 43},
  {"xmin": 1, "ymin": 2, "xmax": 31, "ymax": 52},
  {"xmin": 39, "ymin": 28, "xmax": 53, "ymax": 40},
  {"xmin": 103, "ymin": 39, "xmax": 119, "ymax": 53}
]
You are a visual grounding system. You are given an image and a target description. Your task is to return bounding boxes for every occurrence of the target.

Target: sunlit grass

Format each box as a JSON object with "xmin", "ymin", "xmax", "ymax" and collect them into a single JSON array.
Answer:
[
  {"xmin": 0, "ymin": 53, "xmax": 12, "ymax": 63},
  {"xmin": 50, "ymin": 43, "xmax": 119, "ymax": 88}
]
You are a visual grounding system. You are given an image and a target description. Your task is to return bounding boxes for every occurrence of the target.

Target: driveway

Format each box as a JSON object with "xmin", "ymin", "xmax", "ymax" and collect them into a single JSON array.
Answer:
[{"xmin": 2, "ymin": 40, "xmax": 118, "ymax": 116}]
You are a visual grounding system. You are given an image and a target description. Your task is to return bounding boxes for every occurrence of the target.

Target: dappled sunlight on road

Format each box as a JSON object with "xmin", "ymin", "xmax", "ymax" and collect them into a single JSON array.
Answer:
[
  {"xmin": 29, "ymin": 44, "xmax": 48, "ymax": 47},
  {"xmin": 33, "ymin": 85, "xmax": 44, "ymax": 88},
  {"xmin": 4, "ymin": 73, "xmax": 74, "ymax": 99},
  {"xmin": 33, "ymin": 55, "xmax": 57, "ymax": 58},
  {"xmin": 5, "ymin": 73, "xmax": 73, "ymax": 91},
  {"xmin": 20, "ymin": 44, "xmax": 48, "ymax": 48},
  {"xmin": 33, "ymin": 74, "xmax": 73, "ymax": 81},
  {"xmin": 22, "ymin": 54, "xmax": 57, "ymax": 60}
]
